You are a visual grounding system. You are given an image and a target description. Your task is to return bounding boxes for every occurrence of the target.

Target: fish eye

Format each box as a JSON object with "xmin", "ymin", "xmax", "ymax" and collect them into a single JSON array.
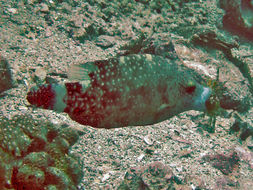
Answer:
[{"xmin": 185, "ymin": 81, "xmax": 196, "ymax": 94}]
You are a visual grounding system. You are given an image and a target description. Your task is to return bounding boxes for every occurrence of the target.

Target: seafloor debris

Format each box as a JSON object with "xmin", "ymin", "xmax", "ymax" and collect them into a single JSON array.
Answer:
[
  {"xmin": 219, "ymin": 0, "xmax": 253, "ymax": 41},
  {"xmin": 119, "ymin": 32, "xmax": 179, "ymax": 60},
  {"xmin": 118, "ymin": 161, "xmax": 181, "ymax": 190},
  {"xmin": 191, "ymin": 29, "xmax": 253, "ymax": 96},
  {"xmin": 0, "ymin": 55, "xmax": 14, "ymax": 94},
  {"xmin": 202, "ymin": 151, "xmax": 240, "ymax": 175},
  {"xmin": 230, "ymin": 112, "xmax": 253, "ymax": 141},
  {"xmin": 0, "ymin": 114, "xmax": 83, "ymax": 189}
]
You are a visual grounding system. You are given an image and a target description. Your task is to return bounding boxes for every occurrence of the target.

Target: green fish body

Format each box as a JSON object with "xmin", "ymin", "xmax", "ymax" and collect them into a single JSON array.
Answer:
[{"xmin": 27, "ymin": 54, "xmax": 211, "ymax": 128}]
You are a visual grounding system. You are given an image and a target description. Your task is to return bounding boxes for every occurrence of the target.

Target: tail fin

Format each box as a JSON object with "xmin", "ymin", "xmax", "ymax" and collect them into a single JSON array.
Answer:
[{"xmin": 27, "ymin": 83, "xmax": 67, "ymax": 112}]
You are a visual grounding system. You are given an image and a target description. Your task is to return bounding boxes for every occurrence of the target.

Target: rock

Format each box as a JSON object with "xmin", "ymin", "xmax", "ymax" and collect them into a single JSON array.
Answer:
[
  {"xmin": 40, "ymin": 3, "xmax": 49, "ymax": 13},
  {"xmin": 219, "ymin": 0, "xmax": 253, "ymax": 41},
  {"xmin": 33, "ymin": 67, "xmax": 47, "ymax": 83},
  {"xmin": 101, "ymin": 173, "xmax": 110, "ymax": 182},
  {"xmin": 230, "ymin": 112, "xmax": 253, "ymax": 141},
  {"xmin": 96, "ymin": 35, "xmax": 116, "ymax": 48},
  {"xmin": 215, "ymin": 176, "xmax": 239, "ymax": 189},
  {"xmin": 187, "ymin": 30, "xmax": 253, "ymax": 114},
  {"xmin": 7, "ymin": 8, "xmax": 18, "ymax": 14},
  {"xmin": 118, "ymin": 161, "xmax": 178, "ymax": 189},
  {"xmin": 0, "ymin": 56, "xmax": 13, "ymax": 93},
  {"xmin": 202, "ymin": 151, "xmax": 240, "ymax": 175},
  {"xmin": 137, "ymin": 153, "xmax": 145, "ymax": 162},
  {"xmin": 59, "ymin": 127, "xmax": 80, "ymax": 146},
  {"xmin": 235, "ymin": 146, "xmax": 253, "ymax": 169},
  {"xmin": 178, "ymin": 149, "xmax": 192, "ymax": 158},
  {"xmin": 143, "ymin": 134, "xmax": 154, "ymax": 145}
]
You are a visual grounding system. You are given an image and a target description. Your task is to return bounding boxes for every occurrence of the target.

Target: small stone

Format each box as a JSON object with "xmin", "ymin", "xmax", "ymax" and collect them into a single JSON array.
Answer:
[
  {"xmin": 27, "ymin": 0, "xmax": 36, "ymax": 4},
  {"xmin": 178, "ymin": 149, "xmax": 192, "ymax": 158},
  {"xmin": 34, "ymin": 67, "xmax": 47, "ymax": 82},
  {"xmin": 119, "ymin": 161, "xmax": 176, "ymax": 189},
  {"xmin": 144, "ymin": 134, "xmax": 154, "ymax": 145},
  {"xmin": 45, "ymin": 27, "xmax": 53, "ymax": 37},
  {"xmin": 235, "ymin": 146, "xmax": 253, "ymax": 169},
  {"xmin": 96, "ymin": 35, "xmax": 116, "ymax": 48},
  {"xmin": 176, "ymin": 166, "xmax": 183, "ymax": 172},
  {"xmin": 101, "ymin": 173, "xmax": 110, "ymax": 182},
  {"xmin": 19, "ymin": 106, "xmax": 28, "ymax": 112},
  {"xmin": 247, "ymin": 142, "xmax": 253, "ymax": 150},
  {"xmin": 40, "ymin": 3, "xmax": 49, "ymax": 13},
  {"xmin": 202, "ymin": 151, "xmax": 240, "ymax": 175},
  {"xmin": 137, "ymin": 154, "xmax": 145, "ymax": 162},
  {"xmin": 7, "ymin": 8, "xmax": 18, "ymax": 14},
  {"xmin": 0, "ymin": 56, "xmax": 13, "ymax": 93}
]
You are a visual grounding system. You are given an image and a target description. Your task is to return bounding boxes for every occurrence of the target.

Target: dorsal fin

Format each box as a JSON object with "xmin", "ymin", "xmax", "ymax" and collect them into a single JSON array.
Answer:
[{"xmin": 67, "ymin": 62, "xmax": 97, "ymax": 81}]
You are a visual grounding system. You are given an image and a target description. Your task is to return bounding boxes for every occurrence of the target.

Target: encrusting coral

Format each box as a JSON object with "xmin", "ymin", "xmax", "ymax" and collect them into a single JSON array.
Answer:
[{"xmin": 0, "ymin": 114, "xmax": 83, "ymax": 190}]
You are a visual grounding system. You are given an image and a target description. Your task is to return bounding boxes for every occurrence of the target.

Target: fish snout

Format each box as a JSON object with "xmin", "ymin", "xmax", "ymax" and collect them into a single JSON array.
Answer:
[{"xmin": 194, "ymin": 86, "xmax": 212, "ymax": 111}]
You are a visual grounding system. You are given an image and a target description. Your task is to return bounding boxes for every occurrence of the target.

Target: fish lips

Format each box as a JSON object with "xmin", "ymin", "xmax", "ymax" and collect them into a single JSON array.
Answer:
[{"xmin": 194, "ymin": 86, "xmax": 212, "ymax": 111}]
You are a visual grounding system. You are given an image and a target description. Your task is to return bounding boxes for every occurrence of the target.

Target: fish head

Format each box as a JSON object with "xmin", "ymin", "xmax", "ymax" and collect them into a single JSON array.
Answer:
[
  {"xmin": 154, "ymin": 68, "xmax": 212, "ymax": 123},
  {"xmin": 173, "ymin": 77, "xmax": 212, "ymax": 113}
]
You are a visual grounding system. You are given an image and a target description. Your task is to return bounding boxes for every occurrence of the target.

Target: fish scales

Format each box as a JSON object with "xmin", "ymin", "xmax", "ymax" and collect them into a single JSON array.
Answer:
[{"xmin": 27, "ymin": 54, "xmax": 212, "ymax": 128}]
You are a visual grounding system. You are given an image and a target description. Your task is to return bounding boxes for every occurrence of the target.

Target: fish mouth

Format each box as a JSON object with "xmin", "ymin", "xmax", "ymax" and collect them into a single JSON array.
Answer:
[{"xmin": 194, "ymin": 87, "xmax": 212, "ymax": 111}]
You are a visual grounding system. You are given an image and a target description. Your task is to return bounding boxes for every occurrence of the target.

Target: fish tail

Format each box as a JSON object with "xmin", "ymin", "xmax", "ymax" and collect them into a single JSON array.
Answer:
[{"xmin": 27, "ymin": 83, "xmax": 67, "ymax": 112}]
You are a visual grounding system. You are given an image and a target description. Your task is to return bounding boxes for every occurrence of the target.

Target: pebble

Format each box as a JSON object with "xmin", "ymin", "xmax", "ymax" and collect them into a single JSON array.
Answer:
[
  {"xmin": 96, "ymin": 35, "xmax": 116, "ymax": 48},
  {"xmin": 19, "ymin": 106, "xmax": 28, "ymax": 113},
  {"xmin": 34, "ymin": 67, "xmax": 47, "ymax": 81},
  {"xmin": 40, "ymin": 3, "xmax": 49, "ymax": 13},
  {"xmin": 144, "ymin": 134, "xmax": 154, "ymax": 145},
  {"xmin": 45, "ymin": 27, "xmax": 53, "ymax": 37},
  {"xmin": 0, "ymin": 56, "xmax": 13, "ymax": 93},
  {"xmin": 101, "ymin": 173, "xmax": 110, "ymax": 182},
  {"xmin": 137, "ymin": 154, "xmax": 145, "ymax": 162},
  {"xmin": 7, "ymin": 8, "xmax": 18, "ymax": 14}
]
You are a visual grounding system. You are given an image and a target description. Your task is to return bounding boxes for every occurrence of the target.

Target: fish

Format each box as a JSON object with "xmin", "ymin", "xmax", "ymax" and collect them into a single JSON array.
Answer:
[{"xmin": 27, "ymin": 54, "xmax": 212, "ymax": 129}]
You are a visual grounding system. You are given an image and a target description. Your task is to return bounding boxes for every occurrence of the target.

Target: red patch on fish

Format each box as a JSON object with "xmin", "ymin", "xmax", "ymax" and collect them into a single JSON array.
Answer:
[{"xmin": 27, "ymin": 84, "xmax": 55, "ymax": 110}]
